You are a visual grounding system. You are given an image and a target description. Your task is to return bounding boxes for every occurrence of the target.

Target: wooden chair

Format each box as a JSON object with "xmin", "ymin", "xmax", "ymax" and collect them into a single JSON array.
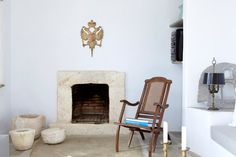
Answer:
[{"xmin": 115, "ymin": 77, "xmax": 172, "ymax": 157}]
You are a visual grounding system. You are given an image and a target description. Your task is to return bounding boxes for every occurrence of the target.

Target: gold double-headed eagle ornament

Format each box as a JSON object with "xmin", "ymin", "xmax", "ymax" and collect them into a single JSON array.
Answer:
[{"xmin": 81, "ymin": 20, "xmax": 104, "ymax": 57}]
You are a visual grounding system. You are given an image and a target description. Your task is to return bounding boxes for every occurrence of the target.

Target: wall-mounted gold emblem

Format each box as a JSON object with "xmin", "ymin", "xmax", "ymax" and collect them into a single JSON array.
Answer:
[{"xmin": 81, "ymin": 20, "xmax": 104, "ymax": 57}]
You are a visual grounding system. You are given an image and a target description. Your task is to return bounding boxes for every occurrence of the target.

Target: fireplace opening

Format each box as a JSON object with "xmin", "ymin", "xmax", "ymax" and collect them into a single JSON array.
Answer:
[{"xmin": 71, "ymin": 83, "xmax": 109, "ymax": 124}]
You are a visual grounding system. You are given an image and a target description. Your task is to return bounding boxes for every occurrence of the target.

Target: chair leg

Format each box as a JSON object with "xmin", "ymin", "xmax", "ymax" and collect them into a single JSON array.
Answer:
[
  {"xmin": 148, "ymin": 132, "xmax": 155, "ymax": 157},
  {"xmin": 153, "ymin": 133, "xmax": 157, "ymax": 152},
  {"xmin": 128, "ymin": 131, "xmax": 134, "ymax": 147},
  {"xmin": 115, "ymin": 126, "xmax": 121, "ymax": 152},
  {"xmin": 153, "ymin": 132, "xmax": 160, "ymax": 152},
  {"xmin": 139, "ymin": 131, "xmax": 145, "ymax": 140}
]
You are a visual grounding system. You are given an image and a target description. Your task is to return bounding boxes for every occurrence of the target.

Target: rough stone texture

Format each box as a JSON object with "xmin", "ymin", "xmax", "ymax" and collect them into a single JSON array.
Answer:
[
  {"xmin": 54, "ymin": 71, "xmax": 126, "ymax": 135},
  {"xmin": 9, "ymin": 128, "xmax": 35, "ymax": 151},
  {"xmin": 198, "ymin": 63, "xmax": 236, "ymax": 108},
  {"xmin": 49, "ymin": 123, "xmax": 128, "ymax": 135},
  {"xmin": 41, "ymin": 128, "xmax": 65, "ymax": 144},
  {"xmin": 12, "ymin": 114, "xmax": 46, "ymax": 139}
]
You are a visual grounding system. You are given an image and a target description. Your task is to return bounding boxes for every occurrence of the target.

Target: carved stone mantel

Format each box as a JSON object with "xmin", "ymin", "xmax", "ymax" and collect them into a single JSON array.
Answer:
[{"xmin": 50, "ymin": 71, "xmax": 127, "ymax": 135}]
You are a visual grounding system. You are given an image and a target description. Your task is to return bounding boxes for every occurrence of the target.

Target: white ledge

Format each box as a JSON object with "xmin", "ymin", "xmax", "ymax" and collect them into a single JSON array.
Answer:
[{"xmin": 188, "ymin": 107, "xmax": 234, "ymax": 112}]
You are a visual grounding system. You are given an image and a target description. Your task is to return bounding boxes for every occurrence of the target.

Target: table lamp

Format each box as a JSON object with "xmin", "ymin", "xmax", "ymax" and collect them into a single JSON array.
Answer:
[{"xmin": 203, "ymin": 58, "xmax": 225, "ymax": 110}]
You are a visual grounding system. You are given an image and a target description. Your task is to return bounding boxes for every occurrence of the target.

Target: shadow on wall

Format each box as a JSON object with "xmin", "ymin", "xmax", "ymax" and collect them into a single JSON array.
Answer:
[{"xmin": 198, "ymin": 63, "xmax": 236, "ymax": 109}]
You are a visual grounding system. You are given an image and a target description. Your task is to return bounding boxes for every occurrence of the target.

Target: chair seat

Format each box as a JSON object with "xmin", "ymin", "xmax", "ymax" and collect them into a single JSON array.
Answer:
[{"xmin": 114, "ymin": 122, "xmax": 161, "ymax": 133}]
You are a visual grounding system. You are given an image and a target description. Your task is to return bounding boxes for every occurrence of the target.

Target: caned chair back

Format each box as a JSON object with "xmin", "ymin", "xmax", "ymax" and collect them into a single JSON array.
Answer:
[{"xmin": 137, "ymin": 77, "xmax": 172, "ymax": 117}]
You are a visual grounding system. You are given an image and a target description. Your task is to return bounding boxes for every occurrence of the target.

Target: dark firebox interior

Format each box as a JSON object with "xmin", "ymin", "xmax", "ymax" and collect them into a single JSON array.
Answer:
[{"xmin": 71, "ymin": 84, "xmax": 109, "ymax": 124}]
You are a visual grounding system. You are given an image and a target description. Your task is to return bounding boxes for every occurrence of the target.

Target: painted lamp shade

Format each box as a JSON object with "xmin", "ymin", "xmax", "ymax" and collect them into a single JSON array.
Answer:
[{"xmin": 203, "ymin": 73, "xmax": 225, "ymax": 85}]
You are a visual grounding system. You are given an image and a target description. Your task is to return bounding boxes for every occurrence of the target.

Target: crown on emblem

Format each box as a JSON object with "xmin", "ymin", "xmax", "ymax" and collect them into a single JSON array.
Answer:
[{"xmin": 88, "ymin": 20, "xmax": 96, "ymax": 27}]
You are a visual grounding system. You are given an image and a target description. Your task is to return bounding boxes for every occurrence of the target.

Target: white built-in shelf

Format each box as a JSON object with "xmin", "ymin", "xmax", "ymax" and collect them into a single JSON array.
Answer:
[
  {"xmin": 172, "ymin": 61, "xmax": 182, "ymax": 64},
  {"xmin": 189, "ymin": 107, "xmax": 234, "ymax": 112},
  {"xmin": 169, "ymin": 19, "xmax": 183, "ymax": 28}
]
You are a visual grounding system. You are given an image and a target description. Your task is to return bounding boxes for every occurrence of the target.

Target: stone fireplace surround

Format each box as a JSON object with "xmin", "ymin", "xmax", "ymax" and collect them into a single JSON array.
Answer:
[{"xmin": 49, "ymin": 71, "xmax": 128, "ymax": 135}]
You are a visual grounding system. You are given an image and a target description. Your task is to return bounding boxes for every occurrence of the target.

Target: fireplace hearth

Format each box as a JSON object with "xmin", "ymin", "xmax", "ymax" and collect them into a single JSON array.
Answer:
[{"xmin": 72, "ymin": 84, "xmax": 109, "ymax": 124}]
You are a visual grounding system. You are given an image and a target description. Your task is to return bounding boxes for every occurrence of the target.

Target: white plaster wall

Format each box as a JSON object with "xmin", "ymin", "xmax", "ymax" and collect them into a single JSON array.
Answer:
[
  {"xmin": 184, "ymin": 0, "xmax": 236, "ymax": 156},
  {"xmin": 0, "ymin": 135, "xmax": 9, "ymax": 157},
  {"xmin": 0, "ymin": 0, "xmax": 11, "ymax": 134},
  {"xmin": 184, "ymin": 0, "xmax": 236, "ymax": 121},
  {"xmin": 10, "ymin": 0, "xmax": 182, "ymax": 131},
  {"xmin": 0, "ymin": 1, "xmax": 11, "ymax": 156}
]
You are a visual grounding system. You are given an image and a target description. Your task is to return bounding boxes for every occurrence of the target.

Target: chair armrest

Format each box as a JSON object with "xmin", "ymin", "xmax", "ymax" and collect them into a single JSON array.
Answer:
[
  {"xmin": 153, "ymin": 103, "xmax": 169, "ymax": 109},
  {"xmin": 117, "ymin": 100, "xmax": 139, "ymax": 123},
  {"xmin": 120, "ymin": 100, "xmax": 139, "ymax": 106}
]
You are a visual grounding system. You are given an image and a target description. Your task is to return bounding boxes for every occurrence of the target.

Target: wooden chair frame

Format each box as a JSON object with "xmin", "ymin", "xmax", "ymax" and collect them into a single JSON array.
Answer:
[{"xmin": 115, "ymin": 77, "xmax": 172, "ymax": 157}]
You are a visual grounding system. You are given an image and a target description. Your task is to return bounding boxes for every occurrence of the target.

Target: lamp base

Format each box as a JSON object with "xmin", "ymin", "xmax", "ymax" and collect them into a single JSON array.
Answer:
[{"xmin": 208, "ymin": 106, "xmax": 219, "ymax": 111}]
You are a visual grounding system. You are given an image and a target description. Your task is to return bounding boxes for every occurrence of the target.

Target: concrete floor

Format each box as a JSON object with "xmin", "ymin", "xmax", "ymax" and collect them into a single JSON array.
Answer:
[
  {"xmin": 10, "ymin": 132, "xmax": 201, "ymax": 157},
  {"xmin": 140, "ymin": 132, "xmax": 201, "ymax": 157},
  {"xmin": 10, "ymin": 140, "xmax": 37, "ymax": 157}
]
